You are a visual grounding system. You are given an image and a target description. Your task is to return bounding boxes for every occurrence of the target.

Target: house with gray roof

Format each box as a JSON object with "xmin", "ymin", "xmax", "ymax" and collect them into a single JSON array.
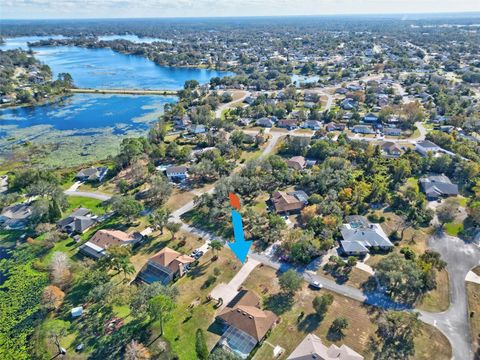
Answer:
[
  {"xmin": 340, "ymin": 215, "xmax": 393, "ymax": 255},
  {"xmin": 76, "ymin": 167, "xmax": 108, "ymax": 182},
  {"xmin": 0, "ymin": 203, "xmax": 32, "ymax": 229},
  {"xmin": 287, "ymin": 334, "xmax": 363, "ymax": 360},
  {"xmin": 57, "ymin": 208, "xmax": 97, "ymax": 234},
  {"xmin": 420, "ymin": 174, "xmax": 459, "ymax": 200}
]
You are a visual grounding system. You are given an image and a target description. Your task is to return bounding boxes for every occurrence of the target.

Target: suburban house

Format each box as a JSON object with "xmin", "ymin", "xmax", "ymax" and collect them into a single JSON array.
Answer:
[
  {"xmin": 363, "ymin": 113, "xmax": 379, "ymax": 123},
  {"xmin": 0, "ymin": 203, "xmax": 32, "ymax": 229},
  {"xmin": 326, "ymin": 122, "xmax": 346, "ymax": 132},
  {"xmin": 420, "ymin": 174, "xmax": 459, "ymax": 200},
  {"xmin": 216, "ymin": 290, "xmax": 278, "ymax": 359},
  {"xmin": 381, "ymin": 142, "xmax": 402, "ymax": 157},
  {"xmin": 173, "ymin": 115, "xmax": 191, "ymax": 130},
  {"xmin": 352, "ymin": 125, "xmax": 375, "ymax": 134},
  {"xmin": 415, "ymin": 140, "xmax": 441, "ymax": 156},
  {"xmin": 271, "ymin": 190, "xmax": 308, "ymax": 214},
  {"xmin": 287, "ymin": 156, "xmax": 306, "ymax": 171},
  {"xmin": 79, "ymin": 229, "xmax": 139, "ymax": 259},
  {"xmin": 287, "ymin": 334, "xmax": 364, "ymax": 360},
  {"xmin": 75, "ymin": 166, "xmax": 108, "ymax": 182},
  {"xmin": 340, "ymin": 99, "xmax": 357, "ymax": 110},
  {"xmin": 340, "ymin": 215, "xmax": 394, "ymax": 255},
  {"xmin": 137, "ymin": 247, "xmax": 195, "ymax": 285},
  {"xmin": 384, "ymin": 128, "xmax": 402, "ymax": 136},
  {"xmin": 188, "ymin": 124, "xmax": 207, "ymax": 134},
  {"xmin": 277, "ymin": 119, "xmax": 298, "ymax": 130},
  {"xmin": 57, "ymin": 208, "xmax": 97, "ymax": 234},
  {"xmin": 301, "ymin": 120, "xmax": 323, "ymax": 130},
  {"xmin": 165, "ymin": 166, "xmax": 188, "ymax": 181},
  {"xmin": 256, "ymin": 117, "xmax": 275, "ymax": 128}
]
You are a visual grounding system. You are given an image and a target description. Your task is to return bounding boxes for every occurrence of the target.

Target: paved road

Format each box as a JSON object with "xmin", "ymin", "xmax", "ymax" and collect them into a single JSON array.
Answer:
[{"xmin": 420, "ymin": 231, "xmax": 480, "ymax": 360}]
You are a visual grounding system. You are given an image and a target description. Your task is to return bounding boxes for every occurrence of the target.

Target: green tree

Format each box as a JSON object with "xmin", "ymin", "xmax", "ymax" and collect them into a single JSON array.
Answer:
[
  {"xmin": 437, "ymin": 198, "xmax": 457, "ymax": 226},
  {"xmin": 110, "ymin": 196, "xmax": 143, "ymax": 223},
  {"xmin": 149, "ymin": 208, "xmax": 171, "ymax": 234},
  {"xmin": 312, "ymin": 293, "xmax": 333, "ymax": 318},
  {"xmin": 279, "ymin": 269, "xmax": 303, "ymax": 295},
  {"xmin": 148, "ymin": 294, "xmax": 176, "ymax": 336},
  {"xmin": 375, "ymin": 311, "xmax": 420, "ymax": 360},
  {"xmin": 195, "ymin": 329, "xmax": 209, "ymax": 360},
  {"xmin": 99, "ymin": 246, "xmax": 135, "ymax": 279},
  {"xmin": 208, "ymin": 240, "xmax": 223, "ymax": 260},
  {"xmin": 145, "ymin": 176, "xmax": 172, "ymax": 208},
  {"xmin": 130, "ymin": 283, "xmax": 178, "ymax": 318},
  {"xmin": 330, "ymin": 316, "xmax": 349, "ymax": 338},
  {"xmin": 48, "ymin": 199, "xmax": 62, "ymax": 223}
]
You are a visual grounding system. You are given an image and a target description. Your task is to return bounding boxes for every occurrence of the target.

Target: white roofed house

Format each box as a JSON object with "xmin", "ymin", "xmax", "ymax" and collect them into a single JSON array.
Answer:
[
  {"xmin": 340, "ymin": 215, "xmax": 394, "ymax": 256},
  {"xmin": 415, "ymin": 140, "xmax": 441, "ymax": 157},
  {"xmin": 165, "ymin": 166, "xmax": 188, "ymax": 182},
  {"xmin": 287, "ymin": 334, "xmax": 363, "ymax": 360}
]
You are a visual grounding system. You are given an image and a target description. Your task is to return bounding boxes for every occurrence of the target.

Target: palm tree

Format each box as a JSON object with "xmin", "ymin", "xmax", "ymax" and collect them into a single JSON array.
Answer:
[{"xmin": 208, "ymin": 240, "xmax": 223, "ymax": 261}]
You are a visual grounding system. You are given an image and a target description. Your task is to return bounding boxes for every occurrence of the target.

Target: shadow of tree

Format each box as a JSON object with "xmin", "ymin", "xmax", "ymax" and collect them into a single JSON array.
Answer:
[
  {"xmin": 187, "ymin": 261, "xmax": 209, "ymax": 280},
  {"xmin": 326, "ymin": 327, "xmax": 345, "ymax": 342},
  {"xmin": 207, "ymin": 320, "xmax": 225, "ymax": 336},
  {"xmin": 264, "ymin": 293, "xmax": 294, "ymax": 315},
  {"xmin": 297, "ymin": 313, "xmax": 321, "ymax": 333}
]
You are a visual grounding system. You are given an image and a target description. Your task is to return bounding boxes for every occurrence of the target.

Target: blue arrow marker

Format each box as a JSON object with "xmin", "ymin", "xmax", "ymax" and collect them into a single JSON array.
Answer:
[{"xmin": 228, "ymin": 209, "xmax": 252, "ymax": 263}]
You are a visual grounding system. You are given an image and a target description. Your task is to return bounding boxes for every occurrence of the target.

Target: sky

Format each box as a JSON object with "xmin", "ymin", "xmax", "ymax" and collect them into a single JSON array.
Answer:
[{"xmin": 1, "ymin": 0, "xmax": 480, "ymax": 20}]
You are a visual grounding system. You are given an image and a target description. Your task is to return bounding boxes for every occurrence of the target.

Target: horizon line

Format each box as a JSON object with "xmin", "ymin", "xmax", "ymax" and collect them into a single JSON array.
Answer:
[{"xmin": 2, "ymin": 11, "xmax": 480, "ymax": 22}]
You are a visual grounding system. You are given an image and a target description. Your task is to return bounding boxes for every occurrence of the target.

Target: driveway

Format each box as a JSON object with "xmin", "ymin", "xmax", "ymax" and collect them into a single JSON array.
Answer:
[
  {"xmin": 64, "ymin": 190, "xmax": 112, "ymax": 201},
  {"xmin": 210, "ymin": 257, "xmax": 260, "ymax": 308}
]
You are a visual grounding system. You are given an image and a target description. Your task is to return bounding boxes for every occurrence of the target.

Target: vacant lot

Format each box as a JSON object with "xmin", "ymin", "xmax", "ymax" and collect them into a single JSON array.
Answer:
[{"xmin": 242, "ymin": 266, "xmax": 451, "ymax": 360}]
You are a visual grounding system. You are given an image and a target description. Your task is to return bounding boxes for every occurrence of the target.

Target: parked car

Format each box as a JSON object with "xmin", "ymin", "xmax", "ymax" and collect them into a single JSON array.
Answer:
[{"xmin": 309, "ymin": 280, "xmax": 323, "ymax": 290}]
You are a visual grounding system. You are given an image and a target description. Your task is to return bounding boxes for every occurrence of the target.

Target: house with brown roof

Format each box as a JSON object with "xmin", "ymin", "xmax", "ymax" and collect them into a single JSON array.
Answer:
[
  {"xmin": 287, "ymin": 156, "xmax": 306, "ymax": 171},
  {"xmin": 216, "ymin": 290, "xmax": 278, "ymax": 359},
  {"xmin": 271, "ymin": 190, "xmax": 308, "ymax": 214},
  {"xmin": 79, "ymin": 229, "xmax": 139, "ymax": 259},
  {"xmin": 287, "ymin": 334, "xmax": 363, "ymax": 360},
  {"xmin": 381, "ymin": 141, "xmax": 402, "ymax": 157},
  {"xmin": 137, "ymin": 247, "xmax": 195, "ymax": 285}
]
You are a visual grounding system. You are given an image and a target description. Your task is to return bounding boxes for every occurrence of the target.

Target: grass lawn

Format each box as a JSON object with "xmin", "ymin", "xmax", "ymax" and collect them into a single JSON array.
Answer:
[
  {"xmin": 457, "ymin": 197, "xmax": 468, "ymax": 207},
  {"xmin": 319, "ymin": 266, "xmax": 371, "ymax": 290},
  {"xmin": 242, "ymin": 266, "xmax": 450, "ymax": 360},
  {"xmin": 444, "ymin": 222, "xmax": 464, "ymax": 236},
  {"xmin": 165, "ymin": 188, "xmax": 197, "ymax": 212},
  {"xmin": 66, "ymin": 196, "xmax": 106, "ymax": 215},
  {"xmin": 158, "ymin": 248, "xmax": 239, "ymax": 359},
  {"xmin": 467, "ymin": 268, "xmax": 480, "ymax": 356},
  {"xmin": 417, "ymin": 270, "xmax": 450, "ymax": 312}
]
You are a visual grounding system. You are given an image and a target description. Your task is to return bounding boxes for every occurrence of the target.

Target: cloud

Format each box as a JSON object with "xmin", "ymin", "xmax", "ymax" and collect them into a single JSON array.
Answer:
[{"xmin": 2, "ymin": 0, "xmax": 480, "ymax": 19}]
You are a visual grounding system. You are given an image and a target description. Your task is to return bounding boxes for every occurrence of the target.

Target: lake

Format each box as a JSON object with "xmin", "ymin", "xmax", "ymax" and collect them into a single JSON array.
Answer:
[
  {"xmin": 98, "ymin": 34, "xmax": 171, "ymax": 44},
  {"xmin": 0, "ymin": 36, "xmax": 233, "ymax": 165},
  {"xmin": 1, "ymin": 36, "xmax": 232, "ymax": 90},
  {"xmin": 0, "ymin": 94, "xmax": 177, "ymax": 166}
]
